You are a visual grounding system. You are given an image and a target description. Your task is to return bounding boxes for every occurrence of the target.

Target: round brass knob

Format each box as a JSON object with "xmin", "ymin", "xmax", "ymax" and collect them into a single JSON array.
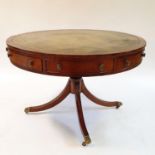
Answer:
[
  {"xmin": 57, "ymin": 63, "xmax": 62, "ymax": 72},
  {"xmin": 99, "ymin": 64, "xmax": 104, "ymax": 73},
  {"xmin": 124, "ymin": 58, "xmax": 131, "ymax": 68},
  {"xmin": 28, "ymin": 60, "xmax": 34, "ymax": 68},
  {"xmin": 125, "ymin": 59, "xmax": 131, "ymax": 67}
]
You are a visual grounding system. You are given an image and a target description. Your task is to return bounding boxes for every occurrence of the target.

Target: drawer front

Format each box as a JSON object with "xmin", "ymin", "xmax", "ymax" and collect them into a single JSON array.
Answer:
[
  {"xmin": 46, "ymin": 57, "xmax": 114, "ymax": 76},
  {"xmin": 115, "ymin": 53, "xmax": 142, "ymax": 73},
  {"xmin": 9, "ymin": 53, "xmax": 42, "ymax": 72}
]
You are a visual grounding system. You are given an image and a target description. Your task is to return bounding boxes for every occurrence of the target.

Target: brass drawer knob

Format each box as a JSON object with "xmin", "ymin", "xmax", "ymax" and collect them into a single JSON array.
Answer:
[
  {"xmin": 99, "ymin": 64, "xmax": 104, "ymax": 73},
  {"xmin": 57, "ymin": 63, "xmax": 62, "ymax": 72},
  {"xmin": 28, "ymin": 60, "xmax": 34, "ymax": 68},
  {"xmin": 124, "ymin": 59, "xmax": 131, "ymax": 68}
]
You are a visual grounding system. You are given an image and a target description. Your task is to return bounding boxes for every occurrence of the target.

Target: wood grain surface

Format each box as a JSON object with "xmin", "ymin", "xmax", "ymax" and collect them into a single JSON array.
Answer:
[{"xmin": 6, "ymin": 29, "xmax": 146, "ymax": 77}]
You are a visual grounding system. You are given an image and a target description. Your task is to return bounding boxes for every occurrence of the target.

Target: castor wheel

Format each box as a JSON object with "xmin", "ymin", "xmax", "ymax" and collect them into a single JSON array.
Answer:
[
  {"xmin": 82, "ymin": 135, "xmax": 91, "ymax": 146},
  {"xmin": 116, "ymin": 102, "xmax": 123, "ymax": 109},
  {"xmin": 24, "ymin": 107, "xmax": 30, "ymax": 114}
]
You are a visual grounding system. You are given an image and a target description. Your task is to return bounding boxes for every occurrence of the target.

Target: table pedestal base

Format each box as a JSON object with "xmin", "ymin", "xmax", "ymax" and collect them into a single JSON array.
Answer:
[{"xmin": 25, "ymin": 77, "xmax": 122, "ymax": 146}]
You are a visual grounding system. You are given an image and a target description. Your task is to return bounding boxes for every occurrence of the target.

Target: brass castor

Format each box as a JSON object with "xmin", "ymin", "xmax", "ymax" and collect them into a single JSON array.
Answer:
[
  {"xmin": 24, "ymin": 107, "xmax": 30, "ymax": 114},
  {"xmin": 82, "ymin": 135, "xmax": 91, "ymax": 146},
  {"xmin": 116, "ymin": 102, "xmax": 123, "ymax": 109}
]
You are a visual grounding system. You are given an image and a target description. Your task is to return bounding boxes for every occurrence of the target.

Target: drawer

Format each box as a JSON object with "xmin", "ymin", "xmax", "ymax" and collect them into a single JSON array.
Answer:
[
  {"xmin": 115, "ymin": 53, "xmax": 142, "ymax": 73},
  {"xmin": 46, "ymin": 57, "xmax": 114, "ymax": 76},
  {"xmin": 9, "ymin": 52, "xmax": 42, "ymax": 72}
]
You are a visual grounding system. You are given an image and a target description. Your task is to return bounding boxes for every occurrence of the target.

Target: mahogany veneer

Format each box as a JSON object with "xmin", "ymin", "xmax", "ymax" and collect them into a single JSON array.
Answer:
[{"xmin": 6, "ymin": 29, "xmax": 146, "ymax": 146}]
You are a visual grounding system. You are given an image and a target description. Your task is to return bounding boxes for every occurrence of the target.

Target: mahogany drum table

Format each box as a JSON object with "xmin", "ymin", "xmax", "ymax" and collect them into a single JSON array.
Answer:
[{"xmin": 6, "ymin": 29, "xmax": 146, "ymax": 146}]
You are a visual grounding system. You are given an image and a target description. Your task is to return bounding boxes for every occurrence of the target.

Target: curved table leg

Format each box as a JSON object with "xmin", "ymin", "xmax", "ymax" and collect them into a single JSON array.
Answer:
[
  {"xmin": 25, "ymin": 80, "xmax": 71, "ymax": 113},
  {"xmin": 24, "ymin": 77, "xmax": 122, "ymax": 145},
  {"xmin": 81, "ymin": 80, "xmax": 122, "ymax": 108},
  {"xmin": 72, "ymin": 78, "xmax": 91, "ymax": 146},
  {"xmin": 75, "ymin": 92, "xmax": 91, "ymax": 146}
]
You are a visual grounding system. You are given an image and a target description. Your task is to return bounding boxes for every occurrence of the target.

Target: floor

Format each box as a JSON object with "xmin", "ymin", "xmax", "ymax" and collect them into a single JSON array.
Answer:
[{"xmin": 0, "ymin": 59, "xmax": 155, "ymax": 155}]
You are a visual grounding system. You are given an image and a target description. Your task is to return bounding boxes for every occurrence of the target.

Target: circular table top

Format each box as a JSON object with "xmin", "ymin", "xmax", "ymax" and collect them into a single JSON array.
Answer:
[{"xmin": 7, "ymin": 29, "xmax": 146, "ymax": 56}]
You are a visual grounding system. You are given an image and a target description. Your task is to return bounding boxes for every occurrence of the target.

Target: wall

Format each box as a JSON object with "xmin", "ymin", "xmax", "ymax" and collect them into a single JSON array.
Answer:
[{"xmin": 0, "ymin": 1, "xmax": 154, "ymax": 155}]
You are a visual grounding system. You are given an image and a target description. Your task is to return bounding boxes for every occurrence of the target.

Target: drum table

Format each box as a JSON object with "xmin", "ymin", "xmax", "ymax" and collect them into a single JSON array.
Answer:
[{"xmin": 6, "ymin": 30, "xmax": 146, "ymax": 146}]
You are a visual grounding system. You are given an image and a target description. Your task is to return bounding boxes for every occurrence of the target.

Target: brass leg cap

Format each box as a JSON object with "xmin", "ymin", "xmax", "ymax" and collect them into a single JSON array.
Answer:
[
  {"xmin": 82, "ymin": 135, "xmax": 91, "ymax": 146},
  {"xmin": 116, "ymin": 102, "xmax": 123, "ymax": 109},
  {"xmin": 24, "ymin": 107, "xmax": 30, "ymax": 114}
]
